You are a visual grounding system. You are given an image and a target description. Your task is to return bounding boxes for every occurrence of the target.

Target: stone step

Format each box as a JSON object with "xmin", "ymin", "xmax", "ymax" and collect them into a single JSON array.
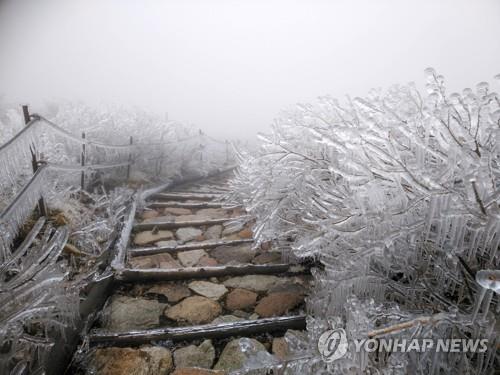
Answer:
[
  {"xmin": 127, "ymin": 244, "xmax": 282, "ymax": 270},
  {"xmin": 128, "ymin": 238, "xmax": 254, "ymax": 257},
  {"xmin": 133, "ymin": 217, "xmax": 233, "ymax": 231},
  {"xmin": 94, "ymin": 273, "xmax": 309, "ymax": 342}
]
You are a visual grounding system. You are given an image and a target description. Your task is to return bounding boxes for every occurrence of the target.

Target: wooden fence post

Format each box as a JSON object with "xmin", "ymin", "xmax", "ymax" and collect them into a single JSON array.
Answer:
[
  {"xmin": 126, "ymin": 136, "xmax": 133, "ymax": 180},
  {"xmin": 81, "ymin": 132, "xmax": 86, "ymax": 190},
  {"xmin": 199, "ymin": 129, "xmax": 203, "ymax": 164},
  {"xmin": 22, "ymin": 105, "xmax": 30, "ymax": 125},
  {"xmin": 22, "ymin": 105, "xmax": 47, "ymax": 217}
]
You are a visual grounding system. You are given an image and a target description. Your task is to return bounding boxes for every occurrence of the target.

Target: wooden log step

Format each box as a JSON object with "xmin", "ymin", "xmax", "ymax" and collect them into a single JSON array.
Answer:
[
  {"xmin": 128, "ymin": 238, "xmax": 254, "ymax": 257},
  {"xmin": 89, "ymin": 315, "xmax": 306, "ymax": 346},
  {"xmin": 133, "ymin": 217, "xmax": 232, "ymax": 231},
  {"xmin": 115, "ymin": 264, "xmax": 307, "ymax": 282},
  {"xmin": 147, "ymin": 201, "xmax": 237, "ymax": 209},
  {"xmin": 151, "ymin": 192, "xmax": 222, "ymax": 201},
  {"xmin": 167, "ymin": 189, "xmax": 228, "ymax": 195}
]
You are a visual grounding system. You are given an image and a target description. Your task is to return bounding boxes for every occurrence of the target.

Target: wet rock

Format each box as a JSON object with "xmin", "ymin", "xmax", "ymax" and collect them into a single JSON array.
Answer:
[
  {"xmin": 252, "ymin": 252, "xmax": 282, "ymax": 265},
  {"xmin": 155, "ymin": 240, "xmax": 178, "ymax": 248},
  {"xmin": 249, "ymin": 313, "xmax": 260, "ymax": 320},
  {"xmin": 231, "ymin": 207, "xmax": 245, "ymax": 216},
  {"xmin": 92, "ymin": 346, "xmax": 172, "ymax": 375},
  {"xmin": 272, "ymin": 337, "xmax": 289, "ymax": 361},
  {"xmin": 176, "ymin": 227, "xmax": 203, "ymax": 243},
  {"xmin": 260, "ymin": 241, "xmax": 272, "ymax": 251},
  {"xmin": 164, "ymin": 207, "xmax": 192, "ymax": 216},
  {"xmin": 134, "ymin": 230, "xmax": 174, "ymax": 246},
  {"xmin": 211, "ymin": 244, "xmax": 256, "ymax": 264},
  {"xmin": 175, "ymin": 208, "xmax": 226, "ymax": 221},
  {"xmin": 268, "ymin": 282, "xmax": 308, "ymax": 295},
  {"xmin": 172, "ymin": 369, "xmax": 225, "ymax": 375},
  {"xmin": 188, "ymin": 280, "xmax": 228, "ymax": 300},
  {"xmin": 237, "ymin": 228, "xmax": 253, "ymax": 239},
  {"xmin": 177, "ymin": 249, "xmax": 208, "ymax": 267},
  {"xmin": 143, "ymin": 215, "xmax": 175, "ymax": 223},
  {"xmin": 223, "ymin": 275, "xmax": 286, "ymax": 292},
  {"xmin": 225, "ymin": 288, "xmax": 257, "ymax": 311},
  {"xmin": 254, "ymin": 292, "xmax": 304, "ymax": 318},
  {"xmin": 140, "ymin": 346, "xmax": 174, "ymax": 374},
  {"xmin": 142, "ymin": 210, "xmax": 160, "ymax": 220},
  {"xmin": 232, "ymin": 309, "xmax": 251, "ymax": 319},
  {"xmin": 173, "ymin": 340, "xmax": 215, "ymax": 369},
  {"xmin": 128, "ymin": 256, "xmax": 156, "ymax": 269},
  {"xmin": 159, "ymin": 255, "xmax": 182, "ymax": 269},
  {"xmin": 146, "ymin": 283, "xmax": 191, "ymax": 303},
  {"xmin": 174, "ymin": 214, "xmax": 204, "ymax": 222},
  {"xmin": 204, "ymin": 225, "xmax": 223, "ymax": 240},
  {"xmin": 214, "ymin": 338, "xmax": 267, "ymax": 372},
  {"xmin": 104, "ymin": 295, "xmax": 166, "ymax": 331},
  {"xmin": 92, "ymin": 347, "xmax": 149, "ymax": 375},
  {"xmin": 165, "ymin": 296, "xmax": 222, "ymax": 324},
  {"xmin": 196, "ymin": 255, "xmax": 218, "ymax": 267},
  {"xmin": 129, "ymin": 253, "xmax": 180, "ymax": 269},
  {"xmin": 196, "ymin": 208, "xmax": 228, "ymax": 219},
  {"xmin": 221, "ymin": 222, "xmax": 244, "ymax": 236},
  {"xmin": 211, "ymin": 315, "xmax": 244, "ymax": 324}
]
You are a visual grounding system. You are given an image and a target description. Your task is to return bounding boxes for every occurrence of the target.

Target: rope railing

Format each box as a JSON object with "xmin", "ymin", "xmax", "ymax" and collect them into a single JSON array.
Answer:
[
  {"xmin": 34, "ymin": 115, "xmax": 135, "ymax": 150},
  {"xmin": 0, "ymin": 105, "xmax": 236, "ymax": 262},
  {"xmin": 0, "ymin": 114, "xmax": 207, "ymax": 157},
  {"xmin": 35, "ymin": 114, "xmax": 206, "ymax": 149}
]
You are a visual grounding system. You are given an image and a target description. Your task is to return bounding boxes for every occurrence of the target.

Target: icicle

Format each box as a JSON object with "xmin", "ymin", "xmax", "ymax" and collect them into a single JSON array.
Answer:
[{"xmin": 0, "ymin": 166, "xmax": 48, "ymax": 262}]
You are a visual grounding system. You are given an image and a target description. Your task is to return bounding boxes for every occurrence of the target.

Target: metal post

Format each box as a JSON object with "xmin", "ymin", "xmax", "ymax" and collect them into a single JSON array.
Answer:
[
  {"xmin": 81, "ymin": 132, "xmax": 86, "ymax": 190},
  {"xmin": 126, "ymin": 136, "xmax": 133, "ymax": 180},
  {"xmin": 22, "ymin": 105, "xmax": 47, "ymax": 217}
]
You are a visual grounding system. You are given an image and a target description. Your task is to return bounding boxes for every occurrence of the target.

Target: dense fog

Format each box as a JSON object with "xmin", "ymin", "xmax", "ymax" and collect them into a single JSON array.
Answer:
[{"xmin": 1, "ymin": 0, "xmax": 499, "ymax": 138}]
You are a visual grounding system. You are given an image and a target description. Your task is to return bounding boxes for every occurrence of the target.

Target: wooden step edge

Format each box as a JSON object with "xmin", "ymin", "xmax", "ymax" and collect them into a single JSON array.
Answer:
[
  {"xmin": 133, "ymin": 217, "xmax": 234, "ymax": 231},
  {"xmin": 146, "ymin": 201, "xmax": 234, "ymax": 209},
  {"xmin": 166, "ymin": 190, "xmax": 226, "ymax": 196},
  {"xmin": 150, "ymin": 192, "xmax": 223, "ymax": 201},
  {"xmin": 115, "ymin": 264, "xmax": 308, "ymax": 282},
  {"xmin": 111, "ymin": 196, "xmax": 138, "ymax": 269},
  {"xmin": 128, "ymin": 238, "xmax": 254, "ymax": 257},
  {"xmin": 89, "ymin": 315, "xmax": 306, "ymax": 346}
]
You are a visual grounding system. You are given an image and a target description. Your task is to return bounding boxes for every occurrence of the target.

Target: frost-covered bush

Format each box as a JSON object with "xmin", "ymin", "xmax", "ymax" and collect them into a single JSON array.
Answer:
[{"xmin": 230, "ymin": 70, "xmax": 499, "ymax": 373}]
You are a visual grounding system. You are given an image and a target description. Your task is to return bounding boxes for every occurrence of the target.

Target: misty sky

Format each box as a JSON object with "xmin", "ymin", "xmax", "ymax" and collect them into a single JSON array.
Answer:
[{"xmin": 0, "ymin": 0, "xmax": 499, "ymax": 139}]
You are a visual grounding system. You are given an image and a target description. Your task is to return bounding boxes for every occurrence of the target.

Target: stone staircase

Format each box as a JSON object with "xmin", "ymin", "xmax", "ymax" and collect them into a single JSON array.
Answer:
[{"xmin": 77, "ymin": 172, "xmax": 311, "ymax": 374}]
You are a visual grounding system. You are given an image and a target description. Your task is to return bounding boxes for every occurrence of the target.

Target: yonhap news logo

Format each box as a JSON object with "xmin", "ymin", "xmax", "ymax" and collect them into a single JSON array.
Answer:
[
  {"xmin": 317, "ymin": 329, "xmax": 489, "ymax": 363},
  {"xmin": 317, "ymin": 328, "xmax": 349, "ymax": 362}
]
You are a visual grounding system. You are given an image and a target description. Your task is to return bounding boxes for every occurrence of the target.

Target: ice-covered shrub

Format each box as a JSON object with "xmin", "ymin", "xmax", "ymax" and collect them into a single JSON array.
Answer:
[{"xmin": 230, "ymin": 70, "xmax": 499, "ymax": 373}]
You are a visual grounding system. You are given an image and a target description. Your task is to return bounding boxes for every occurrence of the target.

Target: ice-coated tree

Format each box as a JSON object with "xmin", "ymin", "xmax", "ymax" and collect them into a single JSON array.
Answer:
[{"xmin": 230, "ymin": 69, "xmax": 499, "ymax": 374}]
